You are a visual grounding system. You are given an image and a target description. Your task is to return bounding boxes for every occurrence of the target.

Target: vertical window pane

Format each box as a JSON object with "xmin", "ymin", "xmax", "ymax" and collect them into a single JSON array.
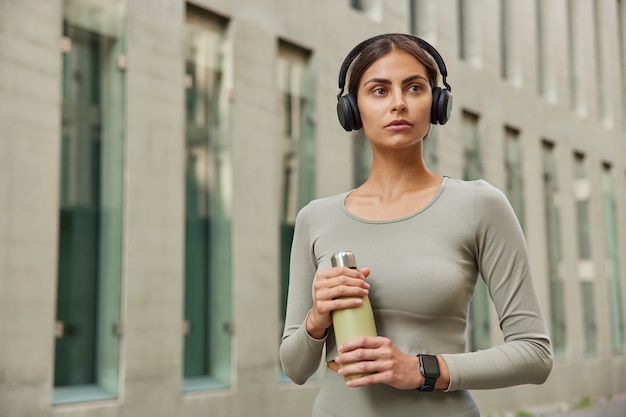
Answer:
[
  {"xmin": 424, "ymin": 127, "xmax": 439, "ymax": 174},
  {"xmin": 462, "ymin": 111, "xmax": 482, "ymax": 181},
  {"xmin": 580, "ymin": 282, "xmax": 597, "ymax": 355},
  {"xmin": 183, "ymin": 6, "xmax": 233, "ymax": 389},
  {"xmin": 278, "ymin": 41, "xmax": 316, "ymax": 333},
  {"xmin": 504, "ymin": 126, "xmax": 525, "ymax": 229},
  {"xmin": 618, "ymin": 0, "xmax": 626, "ymax": 130},
  {"xmin": 410, "ymin": 0, "xmax": 436, "ymax": 38},
  {"xmin": 574, "ymin": 153, "xmax": 592, "ymax": 260},
  {"xmin": 500, "ymin": 0, "xmax": 512, "ymax": 80},
  {"xmin": 55, "ymin": 0, "xmax": 126, "ymax": 403},
  {"xmin": 462, "ymin": 111, "xmax": 490, "ymax": 351},
  {"xmin": 593, "ymin": 0, "xmax": 607, "ymax": 120},
  {"xmin": 353, "ymin": 131, "xmax": 372, "ymax": 187},
  {"xmin": 537, "ymin": 0, "xmax": 547, "ymax": 96},
  {"xmin": 566, "ymin": 1, "xmax": 581, "ymax": 111},
  {"xmin": 602, "ymin": 165, "xmax": 625, "ymax": 354},
  {"xmin": 350, "ymin": 0, "xmax": 381, "ymax": 16},
  {"xmin": 542, "ymin": 141, "xmax": 566, "ymax": 357},
  {"xmin": 458, "ymin": 0, "xmax": 479, "ymax": 62},
  {"xmin": 574, "ymin": 153, "xmax": 596, "ymax": 355}
]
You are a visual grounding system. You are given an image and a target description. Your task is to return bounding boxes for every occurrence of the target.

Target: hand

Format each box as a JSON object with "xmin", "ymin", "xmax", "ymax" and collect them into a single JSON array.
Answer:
[
  {"xmin": 334, "ymin": 336, "xmax": 422, "ymax": 390},
  {"xmin": 306, "ymin": 266, "xmax": 371, "ymax": 339}
]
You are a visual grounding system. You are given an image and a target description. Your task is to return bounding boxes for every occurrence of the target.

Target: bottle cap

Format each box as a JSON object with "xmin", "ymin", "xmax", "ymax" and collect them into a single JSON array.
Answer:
[{"xmin": 331, "ymin": 251, "xmax": 357, "ymax": 268}]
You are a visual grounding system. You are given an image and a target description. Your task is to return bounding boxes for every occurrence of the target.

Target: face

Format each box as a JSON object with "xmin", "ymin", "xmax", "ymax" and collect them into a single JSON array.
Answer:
[{"xmin": 356, "ymin": 50, "xmax": 432, "ymax": 149}]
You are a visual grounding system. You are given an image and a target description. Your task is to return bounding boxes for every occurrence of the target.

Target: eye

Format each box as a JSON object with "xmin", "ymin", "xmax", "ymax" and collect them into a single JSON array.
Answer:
[
  {"xmin": 407, "ymin": 84, "xmax": 423, "ymax": 93},
  {"xmin": 372, "ymin": 87, "xmax": 386, "ymax": 96}
]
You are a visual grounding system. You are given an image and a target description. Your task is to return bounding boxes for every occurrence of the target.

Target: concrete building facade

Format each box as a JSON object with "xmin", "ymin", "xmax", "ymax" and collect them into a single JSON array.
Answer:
[{"xmin": 0, "ymin": 0, "xmax": 625, "ymax": 416}]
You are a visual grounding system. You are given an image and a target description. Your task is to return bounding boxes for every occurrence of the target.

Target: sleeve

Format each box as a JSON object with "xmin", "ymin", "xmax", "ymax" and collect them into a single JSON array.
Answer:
[
  {"xmin": 441, "ymin": 181, "xmax": 553, "ymax": 391},
  {"xmin": 279, "ymin": 204, "xmax": 327, "ymax": 385}
]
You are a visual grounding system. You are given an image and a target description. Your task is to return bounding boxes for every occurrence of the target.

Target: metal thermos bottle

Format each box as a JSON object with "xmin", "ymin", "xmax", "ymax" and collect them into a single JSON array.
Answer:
[{"xmin": 331, "ymin": 251, "xmax": 377, "ymax": 380}]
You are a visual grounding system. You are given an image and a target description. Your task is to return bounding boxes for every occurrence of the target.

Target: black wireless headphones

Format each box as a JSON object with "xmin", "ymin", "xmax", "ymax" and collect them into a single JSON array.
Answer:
[{"xmin": 336, "ymin": 33, "xmax": 453, "ymax": 131}]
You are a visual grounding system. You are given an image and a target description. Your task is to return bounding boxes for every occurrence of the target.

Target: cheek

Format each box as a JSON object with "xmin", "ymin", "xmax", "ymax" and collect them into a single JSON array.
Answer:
[{"xmin": 356, "ymin": 98, "xmax": 378, "ymax": 129}]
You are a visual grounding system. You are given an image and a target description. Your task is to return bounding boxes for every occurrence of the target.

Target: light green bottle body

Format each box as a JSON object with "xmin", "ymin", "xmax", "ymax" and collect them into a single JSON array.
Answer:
[
  {"xmin": 331, "ymin": 251, "xmax": 377, "ymax": 380},
  {"xmin": 332, "ymin": 295, "xmax": 377, "ymax": 346}
]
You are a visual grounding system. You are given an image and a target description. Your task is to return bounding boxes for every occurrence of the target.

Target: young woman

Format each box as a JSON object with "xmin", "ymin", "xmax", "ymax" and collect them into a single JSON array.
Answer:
[{"xmin": 279, "ymin": 33, "xmax": 552, "ymax": 417}]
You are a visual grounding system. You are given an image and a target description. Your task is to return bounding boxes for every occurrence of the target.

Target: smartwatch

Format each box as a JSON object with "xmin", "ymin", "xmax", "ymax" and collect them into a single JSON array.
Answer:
[{"xmin": 417, "ymin": 354, "xmax": 440, "ymax": 391}]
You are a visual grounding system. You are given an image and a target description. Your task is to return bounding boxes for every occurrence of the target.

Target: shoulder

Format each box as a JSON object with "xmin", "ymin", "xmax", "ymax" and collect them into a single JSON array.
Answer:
[
  {"xmin": 444, "ymin": 177, "xmax": 506, "ymax": 202},
  {"xmin": 302, "ymin": 192, "xmax": 350, "ymax": 213},
  {"xmin": 296, "ymin": 191, "xmax": 351, "ymax": 222},
  {"xmin": 442, "ymin": 178, "xmax": 514, "ymax": 225}
]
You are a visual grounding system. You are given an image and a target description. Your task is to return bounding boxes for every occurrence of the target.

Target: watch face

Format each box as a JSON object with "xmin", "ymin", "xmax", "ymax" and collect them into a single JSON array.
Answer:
[{"xmin": 421, "ymin": 355, "xmax": 440, "ymax": 377}]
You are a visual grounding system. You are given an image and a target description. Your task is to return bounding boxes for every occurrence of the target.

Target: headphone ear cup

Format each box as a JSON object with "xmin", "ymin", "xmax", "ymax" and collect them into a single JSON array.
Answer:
[
  {"xmin": 431, "ymin": 87, "xmax": 453, "ymax": 125},
  {"xmin": 337, "ymin": 94, "xmax": 362, "ymax": 131},
  {"xmin": 430, "ymin": 88, "xmax": 442, "ymax": 124}
]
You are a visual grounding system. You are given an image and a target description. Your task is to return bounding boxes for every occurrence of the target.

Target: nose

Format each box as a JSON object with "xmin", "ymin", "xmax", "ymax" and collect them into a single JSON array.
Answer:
[{"xmin": 390, "ymin": 89, "xmax": 407, "ymax": 112}]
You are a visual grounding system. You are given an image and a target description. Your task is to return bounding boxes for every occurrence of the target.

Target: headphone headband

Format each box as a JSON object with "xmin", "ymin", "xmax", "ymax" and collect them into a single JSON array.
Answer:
[{"xmin": 337, "ymin": 33, "xmax": 451, "ymax": 100}]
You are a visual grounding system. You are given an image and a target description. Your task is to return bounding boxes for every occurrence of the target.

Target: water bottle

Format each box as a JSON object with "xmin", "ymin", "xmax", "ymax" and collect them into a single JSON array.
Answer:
[{"xmin": 331, "ymin": 251, "xmax": 377, "ymax": 380}]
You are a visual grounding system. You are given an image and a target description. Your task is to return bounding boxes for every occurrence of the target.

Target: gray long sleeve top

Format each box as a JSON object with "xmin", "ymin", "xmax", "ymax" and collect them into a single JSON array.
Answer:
[{"xmin": 279, "ymin": 178, "xmax": 553, "ymax": 415}]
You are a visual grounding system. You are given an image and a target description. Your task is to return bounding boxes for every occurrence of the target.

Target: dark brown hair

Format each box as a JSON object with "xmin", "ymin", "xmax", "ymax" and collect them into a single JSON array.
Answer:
[{"xmin": 346, "ymin": 34, "xmax": 439, "ymax": 97}]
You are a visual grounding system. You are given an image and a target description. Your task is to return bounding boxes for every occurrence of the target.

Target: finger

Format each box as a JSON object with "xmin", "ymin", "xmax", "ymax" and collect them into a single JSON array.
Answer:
[
  {"xmin": 344, "ymin": 369, "xmax": 393, "ymax": 388},
  {"xmin": 314, "ymin": 279, "xmax": 370, "ymax": 300},
  {"xmin": 358, "ymin": 267, "xmax": 371, "ymax": 278},
  {"xmin": 337, "ymin": 336, "xmax": 384, "ymax": 353},
  {"xmin": 317, "ymin": 266, "xmax": 367, "ymax": 281},
  {"xmin": 314, "ymin": 281, "xmax": 369, "ymax": 302}
]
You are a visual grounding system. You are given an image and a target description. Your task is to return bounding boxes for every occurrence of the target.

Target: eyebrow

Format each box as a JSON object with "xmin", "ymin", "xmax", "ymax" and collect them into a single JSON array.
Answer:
[{"xmin": 363, "ymin": 74, "xmax": 429, "ymax": 86}]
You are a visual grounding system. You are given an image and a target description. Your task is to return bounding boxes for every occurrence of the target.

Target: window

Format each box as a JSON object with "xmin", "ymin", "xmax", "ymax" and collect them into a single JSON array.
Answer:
[
  {"xmin": 183, "ymin": 5, "xmax": 233, "ymax": 390},
  {"xmin": 410, "ymin": 0, "xmax": 436, "ymax": 38},
  {"xmin": 353, "ymin": 130, "xmax": 372, "ymax": 187},
  {"xmin": 566, "ymin": 0, "xmax": 582, "ymax": 112},
  {"xmin": 574, "ymin": 153, "xmax": 593, "ymax": 261},
  {"xmin": 350, "ymin": 0, "xmax": 382, "ymax": 21},
  {"xmin": 504, "ymin": 126, "xmax": 525, "ymax": 229},
  {"xmin": 424, "ymin": 127, "xmax": 440, "ymax": 174},
  {"xmin": 54, "ymin": 0, "xmax": 126, "ymax": 404},
  {"xmin": 542, "ymin": 141, "xmax": 566, "ymax": 357},
  {"xmin": 536, "ymin": 0, "xmax": 548, "ymax": 96},
  {"xmin": 462, "ymin": 111, "xmax": 490, "ymax": 351},
  {"xmin": 602, "ymin": 164, "xmax": 625, "ymax": 354},
  {"xmin": 462, "ymin": 111, "xmax": 483, "ymax": 180},
  {"xmin": 458, "ymin": 0, "xmax": 480, "ymax": 63},
  {"xmin": 593, "ymin": 0, "xmax": 608, "ymax": 122},
  {"xmin": 573, "ymin": 153, "xmax": 596, "ymax": 355},
  {"xmin": 500, "ymin": 0, "xmax": 518, "ymax": 82},
  {"xmin": 277, "ymin": 40, "xmax": 316, "ymax": 345},
  {"xmin": 618, "ymin": 0, "xmax": 626, "ymax": 130}
]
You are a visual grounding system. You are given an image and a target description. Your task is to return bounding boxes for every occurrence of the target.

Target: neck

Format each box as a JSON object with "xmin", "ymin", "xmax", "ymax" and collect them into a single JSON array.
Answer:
[{"xmin": 363, "ymin": 144, "xmax": 438, "ymax": 199}]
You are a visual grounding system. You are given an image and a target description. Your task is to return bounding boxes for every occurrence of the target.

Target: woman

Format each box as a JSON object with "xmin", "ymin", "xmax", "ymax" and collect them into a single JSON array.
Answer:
[{"xmin": 279, "ymin": 33, "xmax": 552, "ymax": 417}]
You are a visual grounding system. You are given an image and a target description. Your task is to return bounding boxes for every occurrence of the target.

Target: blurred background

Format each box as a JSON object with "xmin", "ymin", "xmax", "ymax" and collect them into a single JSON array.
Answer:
[{"xmin": 0, "ymin": 0, "xmax": 625, "ymax": 416}]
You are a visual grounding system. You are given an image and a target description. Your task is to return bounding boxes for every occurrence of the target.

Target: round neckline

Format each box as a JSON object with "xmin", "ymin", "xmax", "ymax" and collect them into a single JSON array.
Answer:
[{"xmin": 341, "ymin": 176, "xmax": 448, "ymax": 224}]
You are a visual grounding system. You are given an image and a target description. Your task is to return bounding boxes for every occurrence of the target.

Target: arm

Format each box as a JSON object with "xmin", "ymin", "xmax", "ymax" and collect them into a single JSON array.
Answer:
[
  {"xmin": 279, "ymin": 204, "xmax": 372, "ymax": 384},
  {"xmin": 441, "ymin": 181, "xmax": 553, "ymax": 391},
  {"xmin": 279, "ymin": 205, "xmax": 325, "ymax": 384}
]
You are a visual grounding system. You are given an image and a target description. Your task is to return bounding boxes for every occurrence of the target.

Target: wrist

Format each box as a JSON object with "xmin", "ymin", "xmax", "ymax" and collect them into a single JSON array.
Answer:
[
  {"xmin": 305, "ymin": 310, "xmax": 328, "ymax": 339},
  {"xmin": 435, "ymin": 355, "xmax": 450, "ymax": 390},
  {"xmin": 416, "ymin": 354, "xmax": 440, "ymax": 391}
]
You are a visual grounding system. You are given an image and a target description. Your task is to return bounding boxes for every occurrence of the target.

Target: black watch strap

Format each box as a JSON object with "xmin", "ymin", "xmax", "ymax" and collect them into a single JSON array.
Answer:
[
  {"xmin": 417, "ymin": 354, "xmax": 440, "ymax": 392},
  {"xmin": 419, "ymin": 375, "xmax": 437, "ymax": 392}
]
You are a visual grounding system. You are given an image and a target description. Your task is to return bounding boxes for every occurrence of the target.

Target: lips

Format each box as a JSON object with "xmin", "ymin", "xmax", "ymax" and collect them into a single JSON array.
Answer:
[{"xmin": 385, "ymin": 119, "xmax": 412, "ymax": 129}]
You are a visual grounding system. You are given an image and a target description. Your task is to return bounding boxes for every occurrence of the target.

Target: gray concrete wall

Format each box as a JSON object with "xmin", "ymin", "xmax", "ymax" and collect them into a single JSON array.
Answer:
[
  {"xmin": 0, "ymin": 1, "xmax": 62, "ymax": 416},
  {"xmin": 1, "ymin": 0, "xmax": 625, "ymax": 416}
]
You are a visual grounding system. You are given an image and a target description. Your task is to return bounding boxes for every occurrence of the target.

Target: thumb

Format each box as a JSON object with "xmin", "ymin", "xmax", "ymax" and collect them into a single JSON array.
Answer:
[{"xmin": 358, "ymin": 267, "xmax": 371, "ymax": 278}]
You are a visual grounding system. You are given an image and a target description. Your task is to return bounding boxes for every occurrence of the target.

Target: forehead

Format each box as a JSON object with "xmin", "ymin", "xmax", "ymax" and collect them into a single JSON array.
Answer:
[{"xmin": 361, "ymin": 50, "xmax": 428, "ymax": 82}]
